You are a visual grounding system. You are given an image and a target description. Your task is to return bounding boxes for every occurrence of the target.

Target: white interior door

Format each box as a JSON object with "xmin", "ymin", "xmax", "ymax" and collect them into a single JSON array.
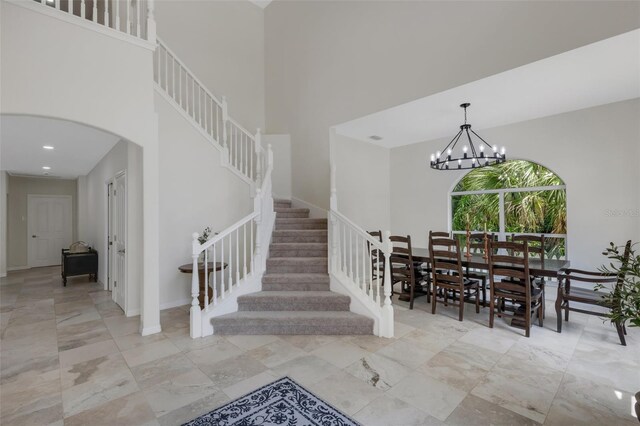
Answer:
[
  {"xmin": 112, "ymin": 173, "xmax": 126, "ymax": 310},
  {"xmin": 27, "ymin": 195, "xmax": 72, "ymax": 267}
]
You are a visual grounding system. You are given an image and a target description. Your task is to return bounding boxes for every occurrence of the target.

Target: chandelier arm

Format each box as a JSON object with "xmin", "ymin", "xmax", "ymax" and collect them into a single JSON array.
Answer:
[
  {"xmin": 465, "ymin": 128, "xmax": 479, "ymax": 160},
  {"xmin": 439, "ymin": 129, "xmax": 464, "ymax": 157},
  {"xmin": 469, "ymin": 129, "xmax": 495, "ymax": 152}
]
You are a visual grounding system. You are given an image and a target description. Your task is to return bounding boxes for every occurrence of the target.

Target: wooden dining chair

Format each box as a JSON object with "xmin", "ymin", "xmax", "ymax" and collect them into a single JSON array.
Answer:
[
  {"xmin": 429, "ymin": 232, "xmax": 480, "ymax": 321},
  {"xmin": 419, "ymin": 231, "xmax": 451, "ymax": 287},
  {"xmin": 464, "ymin": 232, "xmax": 496, "ymax": 307},
  {"xmin": 389, "ymin": 235, "xmax": 418, "ymax": 309},
  {"xmin": 488, "ymin": 240, "xmax": 543, "ymax": 337},
  {"xmin": 555, "ymin": 240, "xmax": 632, "ymax": 345},
  {"xmin": 508, "ymin": 234, "xmax": 547, "ymax": 318},
  {"xmin": 367, "ymin": 230, "xmax": 384, "ymax": 283}
]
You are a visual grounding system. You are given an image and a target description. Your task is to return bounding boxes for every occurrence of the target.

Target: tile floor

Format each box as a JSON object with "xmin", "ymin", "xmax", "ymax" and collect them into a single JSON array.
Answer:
[{"xmin": 1, "ymin": 266, "xmax": 638, "ymax": 425}]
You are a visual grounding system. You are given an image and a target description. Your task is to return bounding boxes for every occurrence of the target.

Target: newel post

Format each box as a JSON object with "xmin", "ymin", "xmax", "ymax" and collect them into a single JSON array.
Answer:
[
  {"xmin": 221, "ymin": 97, "xmax": 229, "ymax": 158},
  {"xmin": 146, "ymin": 0, "xmax": 157, "ymax": 43},
  {"xmin": 255, "ymin": 128, "xmax": 263, "ymax": 188},
  {"xmin": 380, "ymin": 231, "xmax": 394, "ymax": 338},
  {"xmin": 190, "ymin": 233, "xmax": 202, "ymax": 338}
]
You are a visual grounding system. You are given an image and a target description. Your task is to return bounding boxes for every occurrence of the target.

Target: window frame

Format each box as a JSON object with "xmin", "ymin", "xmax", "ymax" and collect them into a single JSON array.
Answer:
[{"xmin": 448, "ymin": 183, "xmax": 568, "ymax": 258}]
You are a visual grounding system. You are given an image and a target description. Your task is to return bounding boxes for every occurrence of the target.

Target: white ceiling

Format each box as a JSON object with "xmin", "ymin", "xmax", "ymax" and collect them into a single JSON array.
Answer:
[
  {"xmin": 0, "ymin": 116, "xmax": 121, "ymax": 179},
  {"xmin": 335, "ymin": 29, "xmax": 640, "ymax": 148}
]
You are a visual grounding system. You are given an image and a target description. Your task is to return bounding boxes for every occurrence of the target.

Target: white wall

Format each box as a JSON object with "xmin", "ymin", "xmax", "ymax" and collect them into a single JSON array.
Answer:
[
  {"xmin": 81, "ymin": 140, "xmax": 144, "ymax": 316},
  {"xmin": 156, "ymin": 91, "xmax": 252, "ymax": 309},
  {"xmin": 390, "ymin": 99, "xmax": 640, "ymax": 270},
  {"xmin": 0, "ymin": 1, "xmax": 157, "ymax": 148},
  {"xmin": 332, "ymin": 132, "xmax": 390, "ymax": 232},
  {"xmin": 264, "ymin": 134, "xmax": 291, "ymax": 200},
  {"xmin": 265, "ymin": 0, "xmax": 640, "ymax": 212},
  {"xmin": 155, "ymin": 0, "xmax": 265, "ymax": 132},
  {"xmin": 0, "ymin": 172, "xmax": 7, "ymax": 277}
]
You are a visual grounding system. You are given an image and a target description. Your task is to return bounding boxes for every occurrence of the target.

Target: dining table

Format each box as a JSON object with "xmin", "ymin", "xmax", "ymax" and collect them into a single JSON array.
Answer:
[{"xmin": 410, "ymin": 248, "xmax": 570, "ymax": 278}]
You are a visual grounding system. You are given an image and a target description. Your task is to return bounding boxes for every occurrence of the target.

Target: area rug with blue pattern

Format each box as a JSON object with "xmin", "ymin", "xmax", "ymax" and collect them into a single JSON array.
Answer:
[{"xmin": 182, "ymin": 376, "xmax": 360, "ymax": 426}]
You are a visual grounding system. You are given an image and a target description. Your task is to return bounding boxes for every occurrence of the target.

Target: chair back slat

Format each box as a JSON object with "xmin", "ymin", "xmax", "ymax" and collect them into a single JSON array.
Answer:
[
  {"xmin": 429, "ymin": 231, "xmax": 463, "ymax": 285},
  {"xmin": 488, "ymin": 240, "xmax": 531, "ymax": 293}
]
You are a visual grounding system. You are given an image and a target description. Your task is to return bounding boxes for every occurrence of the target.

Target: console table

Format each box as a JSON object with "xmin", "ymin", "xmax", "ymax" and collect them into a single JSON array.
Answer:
[{"xmin": 178, "ymin": 262, "xmax": 228, "ymax": 309}]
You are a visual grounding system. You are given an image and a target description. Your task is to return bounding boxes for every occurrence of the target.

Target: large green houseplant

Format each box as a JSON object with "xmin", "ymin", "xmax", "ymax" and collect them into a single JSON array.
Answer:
[{"xmin": 596, "ymin": 241, "xmax": 640, "ymax": 328}]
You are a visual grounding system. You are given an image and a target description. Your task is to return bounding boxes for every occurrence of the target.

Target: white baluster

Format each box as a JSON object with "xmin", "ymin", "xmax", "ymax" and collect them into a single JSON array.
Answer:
[
  {"xmin": 355, "ymin": 233, "xmax": 360, "ymax": 288},
  {"xmin": 172, "ymin": 57, "xmax": 176, "ymax": 100},
  {"xmin": 243, "ymin": 223, "xmax": 247, "ymax": 278},
  {"xmin": 92, "ymin": 0, "xmax": 97, "ymax": 21},
  {"xmin": 126, "ymin": 0, "xmax": 130, "ymax": 33},
  {"xmin": 254, "ymin": 191, "xmax": 263, "ymax": 273},
  {"xmin": 68, "ymin": 0, "xmax": 73, "ymax": 14},
  {"xmin": 220, "ymin": 236, "xmax": 225, "ymax": 299},
  {"xmin": 255, "ymin": 129, "xmax": 262, "ymax": 187},
  {"xmin": 178, "ymin": 66, "xmax": 183, "ymax": 107},
  {"xmin": 56, "ymin": 0, "xmax": 60, "ymax": 10},
  {"xmin": 228, "ymin": 234, "xmax": 233, "ymax": 293},
  {"xmin": 381, "ymin": 231, "xmax": 394, "ymax": 338},
  {"xmin": 104, "ymin": 0, "xmax": 109, "ymax": 27},
  {"xmin": 81, "ymin": 0, "xmax": 85, "ymax": 18},
  {"xmin": 222, "ymin": 96, "xmax": 229, "ymax": 153},
  {"xmin": 136, "ymin": 0, "xmax": 140, "ymax": 37},
  {"xmin": 212, "ymin": 242, "xmax": 217, "ymax": 305},
  {"xmin": 146, "ymin": 0, "xmax": 156, "ymax": 42},
  {"xmin": 250, "ymin": 217, "xmax": 255, "ymax": 273},
  {"xmin": 198, "ymin": 87, "xmax": 203, "ymax": 127},
  {"xmin": 114, "ymin": 0, "xmax": 119, "ymax": 31},
  {"xmin": 190, "ymin": 234, "xmax": 202, "ymax": 338},
  {"xmin": 164, "ymin": 48, "xmax": 168, "ymax": 91},
  {"xmin": 376, "ymin": 249, "xmax": 381, "ymax": 303},
  {"xmin": 341, "ymin": 221, "xmax": 346, "ymax": 273}
]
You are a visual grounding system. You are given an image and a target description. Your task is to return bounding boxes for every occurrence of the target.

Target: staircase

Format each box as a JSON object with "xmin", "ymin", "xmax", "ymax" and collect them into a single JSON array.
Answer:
[{"xmin": 211, "ymin": 199, "xmax": 374, "ymax": 335}]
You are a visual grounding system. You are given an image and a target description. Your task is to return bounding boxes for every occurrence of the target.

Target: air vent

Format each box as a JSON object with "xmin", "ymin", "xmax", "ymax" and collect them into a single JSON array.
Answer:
[
  {"xmin": 7, "ymin": 172, "xmax": 62, "ymax": 179},
  {"xmin": 369, "ymin": 135, "xmax": 383, "ymax": 141}
]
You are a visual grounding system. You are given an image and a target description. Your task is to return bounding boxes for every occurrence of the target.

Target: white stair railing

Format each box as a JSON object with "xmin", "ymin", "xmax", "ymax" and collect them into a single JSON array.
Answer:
[
  {"xmin": 328, "ymin": 166, "xmax": 395, "ymax": 338},
  {"xmin": 189, "ymin": 145, "xmax": 275, "ymax": 338},
  {"xmin": 24, "ymin": 0, "xmax": 155, "ymax": 42},
  {"xmin": 154, "ymin": 38, "xmax": 264, "ymax": 185}
]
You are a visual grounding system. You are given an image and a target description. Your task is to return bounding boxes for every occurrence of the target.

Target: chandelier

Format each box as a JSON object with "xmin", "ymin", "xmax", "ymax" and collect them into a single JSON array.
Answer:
[{"xmin": 430, "ymin": 103, "xmax": 506, "ymax": 170}]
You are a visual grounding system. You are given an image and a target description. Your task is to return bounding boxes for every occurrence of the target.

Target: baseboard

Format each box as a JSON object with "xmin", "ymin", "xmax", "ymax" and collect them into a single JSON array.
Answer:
[
  {"xmin": 0, "ymin": 272, "xmax": 6, "ymax": 278},
  {"xmin": 7, "ymin": 265, "xmax": 30, "ymax": 272},
  {"xmin": 140, "ymin": 324, "xmax": 162, "ymax": 336},
  {"xmin": 161, "ymin": 298, "xmax": 191, "ymax": 310},
  {"xmin": 291, "ymin": 196, "xmax": 328, "ymax": 219}
]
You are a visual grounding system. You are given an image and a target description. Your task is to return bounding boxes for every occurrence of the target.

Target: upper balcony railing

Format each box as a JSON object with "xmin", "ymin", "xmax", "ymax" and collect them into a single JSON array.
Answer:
[{"xmin": 27, "ymin": 0, "xmax": 156, "ymax": 42}]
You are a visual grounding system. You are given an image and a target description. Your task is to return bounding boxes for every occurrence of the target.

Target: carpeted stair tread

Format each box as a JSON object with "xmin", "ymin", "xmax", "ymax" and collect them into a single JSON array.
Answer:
[
  {"xmin": 262, "ymin": 273, "xmax": 330, "ymax": 291},
  {"xmin": 266, "ymin": 257, "xmax": 327, "ymax": 274},
  {"xmin": 275, "ymin": 208, "xmax": 310, "ymax": 218},
  {"xmin": 275, "ymin": 218, "xmax": 328, "ymax": 230},
  {"xmin": 269, "ymin": 243, "xmax": 328, "ymax": 257},
  {"xmin": 211, "ymin": 311, "xmax": 374, "ymax": 335},
  {"xmin": 272, "ymin": 230, "xmax": 327, "ymax": 243},
  {"xmin": 238, "ymin": 291, "xmax": 350, "ymax": 311}
]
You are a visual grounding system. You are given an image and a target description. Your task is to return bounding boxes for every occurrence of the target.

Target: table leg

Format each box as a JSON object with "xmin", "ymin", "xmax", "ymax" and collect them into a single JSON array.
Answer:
[{"xmin": 197, "ymin": 271, "xmax": 214, "ymax": 309}]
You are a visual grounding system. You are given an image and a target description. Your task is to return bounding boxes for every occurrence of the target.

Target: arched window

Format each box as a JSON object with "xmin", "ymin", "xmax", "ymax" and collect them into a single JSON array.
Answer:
[{"xmin": 450, "ymin": 160, "xmax": 567, "ymax": 258}]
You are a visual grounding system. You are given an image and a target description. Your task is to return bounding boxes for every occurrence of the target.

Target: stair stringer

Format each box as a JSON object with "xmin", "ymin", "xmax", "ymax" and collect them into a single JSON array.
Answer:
[{"xmin": 329, "ymin": 271, "xmax": 382, "ymax": 336}]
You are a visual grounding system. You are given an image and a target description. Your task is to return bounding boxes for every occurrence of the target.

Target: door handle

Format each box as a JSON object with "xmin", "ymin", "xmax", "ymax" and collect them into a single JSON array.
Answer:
[
  {"xmin": 118, "ymin": 249, "xmax": 126, "ymax": 254},
  {"xmin": 32, "ymin": 235, "xmax": 38, "ymax": 238}
]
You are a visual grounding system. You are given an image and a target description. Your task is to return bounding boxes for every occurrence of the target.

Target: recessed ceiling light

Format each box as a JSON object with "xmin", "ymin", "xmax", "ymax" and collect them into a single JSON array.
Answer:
[
  {"xmin": 43, "ymin": 145, "xmax": 54, "ymax": 150},
  {"xmin": 369, "ymin": 135, "xmax": 383, "ymax": 141},
  {"xmin": 42, "ymin": 166, "xmax": 51, "ymax": 170}
]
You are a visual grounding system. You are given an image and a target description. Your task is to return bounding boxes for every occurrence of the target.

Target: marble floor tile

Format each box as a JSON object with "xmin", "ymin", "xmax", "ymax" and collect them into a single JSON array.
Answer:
[
  {"xmin": 310, "ymin": 340, "xmax": 370, "ymax": 368},
  {"xmin": 445, "ymin": 394, "xmax": 540, "ymax": 425},
  {"xmin": 375, "ymin": 338, "xmax": 437, "ymax": 369},
  {"xmin": 458, "ymin": 326, "xmax": 520, "ymax": 354},
  {"xmin": 221, "ymin": 371, "xmax": 280, "ymax": 400},
  {"xmin": 63, "ymin": 391, "xmax": 158, "ymax": 426},
  {"xmin": 270, "ymin": 354, "xmax": 341, "ymax": 387},
  {"xmin": 344, "ymin": 352, "xmax": 413, "ymax": 391},
  {"xmin": 0, "ymin": 368, "xmax": 63, "ymax": 426},
  {"xmin": 246, "ymin": 340, "xmax": 307, "ymax": 368},
  {"xmin": 95, "ymin": 300, "xmax": 125, "ymax": 318},
  {"xmin": 187, "ymin": 340, "xmax": 246, "ymax": 368},
  {"xmin": 59, "ymin": 339, "xmax": 120, "ymax": 368},
  {"xmin": 113, "ymin": 330, "xmax": 167, "ymax": 351},
  {"xmin": 354, "ymin": 394, "xmax": 445, "ymax": 426},
  {"xmin": 121, "ymin": 339, "xmax": 181, "ymax": 368},
  {"xmin": 342, "ymin": 334, "xmax": 394, "ymax": 352},
  {"xmin": 55, "ymin": 305, "xmax": 102, "ymax": 327},
  {"xmin": 103, "ymin": 315, "xmax": 141, "ymax": 337},
  {"xmin": 198, "ymin": 353, "xmax": 268, "ymax": 389},
  {"xmin": 57, "ymin": 319, "xmax": 113, "ymax": 351},
  {"xmin": 156, "ymin": 391, "xmax": 230, "ymax": 426},
  {"xmin": 544, "ymin": 373, "xmax": 639, "ymax": 426},
  {"xmin": 387, "ymin": 372, "xmax": 468, "ymax": 421},
  {"xmin": 277, "ymin": 335, "xmax": 338, "ymax": 352},
  {"xmin": 142, "ymin": 369, "xmax": 218, "ymax": 417},
  {"xmin": 308, "ymin": 371, "xmax": 384, "ymax": 416},
  {"xmin": 60, "ymin": 353, "xmax": 139, "ymax": 417},
  {"xmin": 224, "ymin": 334, "xmax": 282, "ymax": 350},
  {"xmin": 417, "ymin": 343, "xmax": 494, "ymax": 393},
  {"xmin": 163, "ymin": 330, "xmax": 227, "ymax": 352},
  {"xmin": 131, "ymin": 353, "xmax": 200, "ymax": 390}
]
